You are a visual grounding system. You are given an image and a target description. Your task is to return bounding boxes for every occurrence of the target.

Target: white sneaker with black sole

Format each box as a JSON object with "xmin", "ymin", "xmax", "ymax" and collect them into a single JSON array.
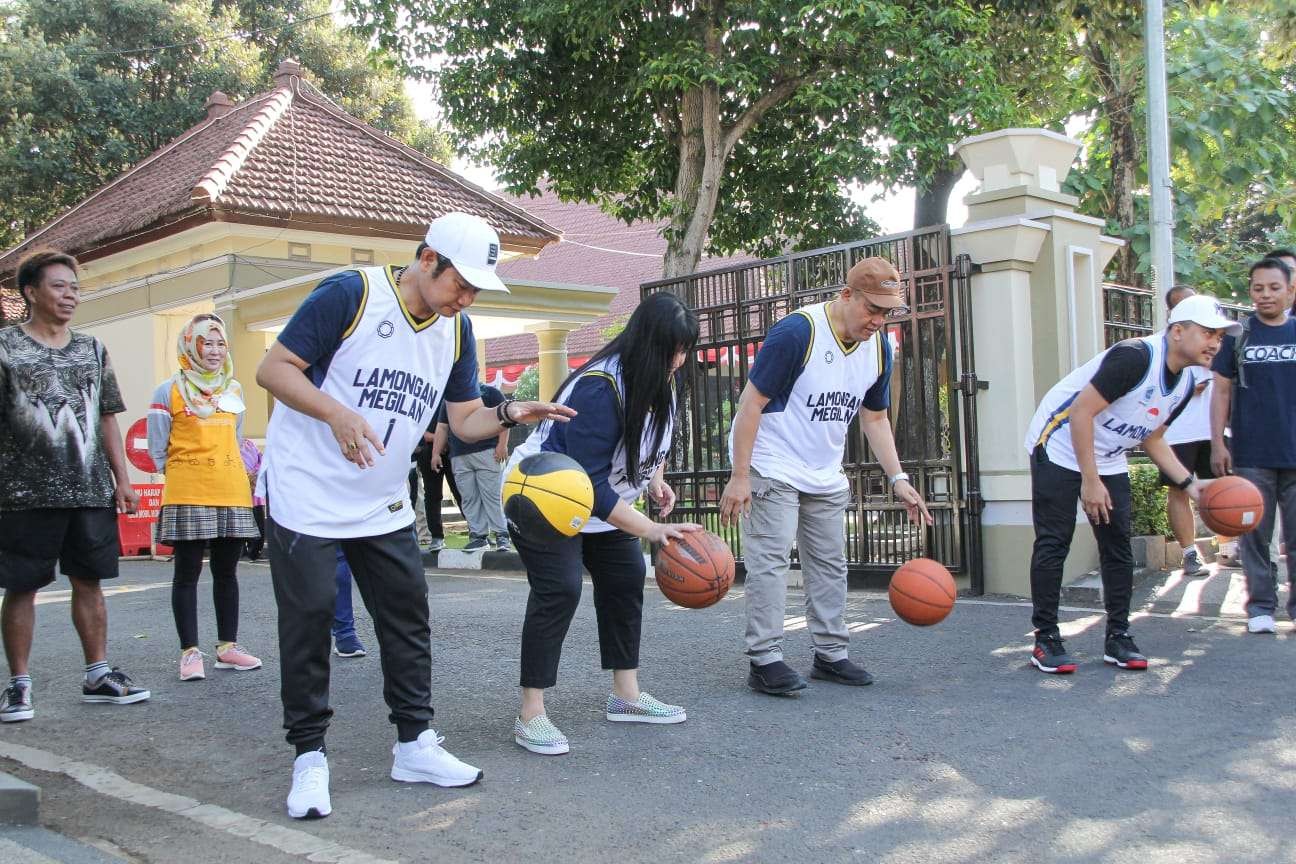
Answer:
[
  {"xmin": 286, "ymin": 751, "xmax": 331, "ymax": 819},
  {"xmin": 391, "ymin": 730, "xmax": 483, "ymax": 786}
]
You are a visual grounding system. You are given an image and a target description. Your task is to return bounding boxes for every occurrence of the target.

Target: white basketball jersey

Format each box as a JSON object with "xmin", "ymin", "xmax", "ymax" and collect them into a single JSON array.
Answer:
[
  {"xmin": 506, "ymin": 355, "xmax": 674, "ymax": 533},
  {"xmin": 737, "ymin": 301, "xmax": 887, "ymax": 495},
  {"xmin": 266, "ymin": 266, "xmax": 462, "ymax": 537},
  {"xmin": 1163, "ymin": 366, "xmax": 1212, "ymax": 445},
  {"xmin": 1024, "ymin": 334, "xmax": 1192, "ymax": 475}
]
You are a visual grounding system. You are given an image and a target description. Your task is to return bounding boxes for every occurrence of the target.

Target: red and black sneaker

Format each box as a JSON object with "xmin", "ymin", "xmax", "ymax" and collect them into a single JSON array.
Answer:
[
  {"xmin": 1031, "ymin": 634, "xmax": 1077, "ymax": 674},
  {"xmin": 1103, "ymin": 632, "xmax": 1148, "ymax": 670}
]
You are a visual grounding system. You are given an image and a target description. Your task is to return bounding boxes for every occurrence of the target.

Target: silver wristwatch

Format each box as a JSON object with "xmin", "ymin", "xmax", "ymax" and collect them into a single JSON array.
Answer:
[{"xmin": 889, "ymin": 471, "xmax": 911, "ymax": 486}]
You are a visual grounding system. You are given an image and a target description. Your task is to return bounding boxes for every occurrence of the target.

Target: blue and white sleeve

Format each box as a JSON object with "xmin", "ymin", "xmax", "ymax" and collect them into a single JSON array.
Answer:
[
  {"xmin": 548, "ymin": 376, "xmax": 623, "ymax": 520},
  {"xmin": 747, "ymin": 313, "xmax": 812, "ymax": 409},
  {"xmin": 277, "ymin": 271, "xmax": 366, "ymax": 367},
  {"xmin": 863, "ymin": 331, "xmax": 893, "ymax": 411}
]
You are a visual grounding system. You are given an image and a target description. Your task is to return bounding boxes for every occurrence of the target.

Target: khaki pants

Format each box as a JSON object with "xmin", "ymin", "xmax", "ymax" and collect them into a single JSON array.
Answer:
[{"xmin": 742, "ymin": 470, "xmax": 851, "ymax": 664}]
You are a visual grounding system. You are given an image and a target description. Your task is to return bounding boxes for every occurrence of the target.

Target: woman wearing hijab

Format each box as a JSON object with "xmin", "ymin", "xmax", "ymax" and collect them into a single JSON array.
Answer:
[{"xmin": 148, "ymin": 314, "xmax": 261, "ymax": 681}]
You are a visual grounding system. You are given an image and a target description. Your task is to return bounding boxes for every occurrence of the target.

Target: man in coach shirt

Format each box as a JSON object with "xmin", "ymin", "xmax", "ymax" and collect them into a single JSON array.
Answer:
[{"xmin": 1211, "ymin": 256, "xmax": 1296, "ymax": 635}]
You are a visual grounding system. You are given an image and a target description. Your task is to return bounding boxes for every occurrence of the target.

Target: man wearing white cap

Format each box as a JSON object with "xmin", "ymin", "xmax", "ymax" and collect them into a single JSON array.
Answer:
[
  {"xmin": 257, "ymin": 212, "xmax": 573, "ymax": 819},
  {"xmin": 1023, "ymin": 293, "xmax": 1239, "ymax": 675}
]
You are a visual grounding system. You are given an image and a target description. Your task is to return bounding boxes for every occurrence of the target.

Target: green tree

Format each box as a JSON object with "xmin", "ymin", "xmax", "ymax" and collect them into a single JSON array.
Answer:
[
  {"xmin": 349, "ymin": 0, "xmax": 1007, "ymax": 277},
  {"xmin": 906, "ymin": 1, "xmax": 1079, "ymax": 227},
  {"xmin": 1065, "ymin": 1, "xmax": 1296, "ymax": 295},
  {"xmin": 0, "ymin": 0, "xmax": 450, "ymax": 249},
  {"xmin": 215, "ymin": 0, "xmax": 451, "ymax": 159}
]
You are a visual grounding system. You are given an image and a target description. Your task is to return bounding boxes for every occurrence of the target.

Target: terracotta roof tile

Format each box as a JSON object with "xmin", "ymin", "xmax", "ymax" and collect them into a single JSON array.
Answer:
[
  {"xmin": 487, "ymin": 187, "xmax": 752, "ymax": 364},
  {"xmin": 0, "ymin": 77, "xmax": 558, "ymax": 278},
  {"xmin": 1, "ymin": 288, "xmax": 24, "ymax": 324}
]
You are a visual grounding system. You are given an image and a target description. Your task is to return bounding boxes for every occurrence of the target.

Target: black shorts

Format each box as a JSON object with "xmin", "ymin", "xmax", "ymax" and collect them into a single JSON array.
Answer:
[
  {"xmin": 1158, "ymin": 440, "xmax": 1215, "ymax": 486},
  {"xmin": 0, "ymin": 507, "xmax": 120, "ymax": 592}
]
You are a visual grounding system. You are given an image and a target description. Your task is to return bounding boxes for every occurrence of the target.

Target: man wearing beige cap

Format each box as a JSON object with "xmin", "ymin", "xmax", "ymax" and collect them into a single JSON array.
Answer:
[{"xmin": 719, "ymin": 256, "xmax": 932, "ymax": 695}]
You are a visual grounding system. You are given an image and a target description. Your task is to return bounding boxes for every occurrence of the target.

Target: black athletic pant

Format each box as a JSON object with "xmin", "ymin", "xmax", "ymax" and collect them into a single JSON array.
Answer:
[
  {"xmin": 513, "ymin": 525, "xmax": 645, "ymax": 689},
  {"xmin": 171, "ymin": 538, "xmax": 243, "ymax": 649},
  {"xmin": 416, "ymin": 446, "xmax": 462, "ymax": 539},
  {"xmin": 267, "ymin": 518, "xmax": 433, "ymax": 754},
  {"xmin": 1029, "ymin": 446, "xmax": 1134, "ymax": 638}
]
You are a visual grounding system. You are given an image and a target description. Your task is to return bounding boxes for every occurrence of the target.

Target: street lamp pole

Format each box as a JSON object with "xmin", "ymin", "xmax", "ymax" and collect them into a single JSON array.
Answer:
[{"xmin": 1145, "ymin": 0, "xmax": 1174, "ymax": 328}]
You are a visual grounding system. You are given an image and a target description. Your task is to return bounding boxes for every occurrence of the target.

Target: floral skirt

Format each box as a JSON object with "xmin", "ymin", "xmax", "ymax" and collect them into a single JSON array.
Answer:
[{"xmin": 157, "ymin": 505, "xmax": 259, "ymax": 543}]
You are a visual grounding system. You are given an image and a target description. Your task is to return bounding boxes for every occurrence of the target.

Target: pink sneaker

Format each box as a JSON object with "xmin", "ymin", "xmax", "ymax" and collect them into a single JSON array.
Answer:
[
  {"xmin": 214, "ymin": 643, "xmax": 262, "ymax": 672},
  {"xmin": 179, "ymin": 649, "xmax": 205, "ymax": 681}
]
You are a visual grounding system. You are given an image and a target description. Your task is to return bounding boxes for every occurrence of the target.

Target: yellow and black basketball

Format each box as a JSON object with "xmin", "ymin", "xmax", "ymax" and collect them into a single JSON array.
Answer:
[{"xmin": 502, "ymin": 453, "xmax": 595, "ymax": 542}]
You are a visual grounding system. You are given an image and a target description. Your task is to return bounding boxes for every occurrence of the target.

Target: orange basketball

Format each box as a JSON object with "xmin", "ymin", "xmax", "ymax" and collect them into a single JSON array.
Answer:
[
  {"xmin": 654, "ymin": 531, "xmax": 735, "ymax": 609},
  {"xmin": 1199, "ymin": 476, "xmax": 1264, "ymax": 535},
  {"xmin": 888, "ymin": 558, "xmax": 956, "ymax": 626}
]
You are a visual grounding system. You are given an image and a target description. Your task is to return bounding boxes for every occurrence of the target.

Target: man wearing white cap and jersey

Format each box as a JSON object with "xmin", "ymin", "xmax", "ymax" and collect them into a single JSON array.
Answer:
[
  {"xmin": 1023, "ymin": 294, "xmax": 1238, "ymax": 675},
  {"xmin": 256, "ymin": 212, "xmax": 573, "ymax": 819},
  {"xmin": 720, "ymin": 257, "xmax": 933, "ymax": 696}
]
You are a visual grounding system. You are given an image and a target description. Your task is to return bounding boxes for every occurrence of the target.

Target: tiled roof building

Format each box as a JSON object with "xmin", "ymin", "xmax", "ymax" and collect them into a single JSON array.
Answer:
[
  {"xmin": 485, "ymin": 187, "xmax": 752, "ymax": 386},
  {"xmin": 0, "ymin": 60, "xmax": 557, "ymax": 281}
]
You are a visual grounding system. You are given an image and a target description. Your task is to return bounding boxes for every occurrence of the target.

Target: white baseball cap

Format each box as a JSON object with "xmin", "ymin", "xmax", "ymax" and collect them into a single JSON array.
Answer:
[
  {"xmin": 1168, "ymin": 294, "xmax": 1242, "ymax": 336},
  {"xmin": 423, "ymin": 212, "xmax": 509, "ymax": 293}
]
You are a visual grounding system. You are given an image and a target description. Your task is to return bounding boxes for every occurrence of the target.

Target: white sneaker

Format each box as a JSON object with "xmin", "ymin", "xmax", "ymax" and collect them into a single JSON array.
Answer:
[
  {"xmin": 286, "ymin": 751, "xmax": 331, "ymax": 819},
  {"xmin": 390, "ymin": 730, "xmax": 483, "ymax": 787},
  {"xmin": 1248, "ymin": 615, "xmax": 1277, "ymax": 634}
]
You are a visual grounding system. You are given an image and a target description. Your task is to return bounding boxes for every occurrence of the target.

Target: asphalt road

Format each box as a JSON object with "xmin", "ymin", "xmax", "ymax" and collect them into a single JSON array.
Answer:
[{"xmin": 0, "ymin": 560, "xmax": 1293, "ymax": 864}]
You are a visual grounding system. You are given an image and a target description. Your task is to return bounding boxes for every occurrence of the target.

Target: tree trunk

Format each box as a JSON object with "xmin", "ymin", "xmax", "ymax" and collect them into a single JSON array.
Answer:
[
  {"xmin": 1107, "ymin": 90, "xmax": 1139, "ymax": 285},
  {"xmin": 1086, "ymin": 40, "xmax": 1140, "ymax": 286},
  {"xmin": 913, "ymin": 156, "xmax": 964, "ymax": 230}
]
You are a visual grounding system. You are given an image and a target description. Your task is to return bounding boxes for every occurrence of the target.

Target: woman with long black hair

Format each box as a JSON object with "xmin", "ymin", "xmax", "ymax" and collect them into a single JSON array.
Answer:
[{"xmin": 505, "ymin": 291, "xmax": 702, "ymax": 755}]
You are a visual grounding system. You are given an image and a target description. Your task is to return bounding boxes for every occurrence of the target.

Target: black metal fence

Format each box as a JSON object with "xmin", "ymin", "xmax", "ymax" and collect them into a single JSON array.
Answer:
[
  {"xmin": 641, "ymin": 226, "xmax": 984, "ymax": 591},
  {"xmin": 1103, "ymin": 282, "xmax": 1251, "ymax": 346}
]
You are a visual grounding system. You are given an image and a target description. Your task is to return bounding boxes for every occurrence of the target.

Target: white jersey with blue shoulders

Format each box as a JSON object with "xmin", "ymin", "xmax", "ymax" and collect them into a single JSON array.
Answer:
[
  {"xmin": 505, "ymin": 355, "xmax": 674, "ymax": 533},
  {"xmin": 732, "ymin": 300, "xmax": 891, "ymax": 495},
  {"xmin": 264, "ymin": 265, "xmax": 476, "ymax": 537}
]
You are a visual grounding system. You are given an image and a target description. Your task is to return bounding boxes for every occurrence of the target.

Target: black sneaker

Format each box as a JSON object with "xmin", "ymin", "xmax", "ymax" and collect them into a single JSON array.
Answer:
[
  {"xmin": 463, "ymin": 536, "xmax": 490, "ymax": 553},
  {"xmin": 0, "ymin": 681, "xmax": 33, "ymax": 722},
  {"xmin": 809, "ymin": 654, "xmax": 874, "ymax": 686},
  {"xmin": 82, "ymin": 669, "xmax": 151, "ymax": 705},
  {"xmin": 1030, "ymin": 634, "xmax": 1077, "ymax": 674},
  {"xmin": 747, "ymin": 660, "xmax": 807, "ymax": 695},
  {"xmin": 1103, "ymin": 632, "xmax": 1148, "ymax": 670}
]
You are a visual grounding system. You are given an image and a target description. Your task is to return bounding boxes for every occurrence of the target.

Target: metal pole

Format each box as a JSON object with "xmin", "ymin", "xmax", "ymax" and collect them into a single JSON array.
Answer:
[{"xmin": 1145, "ymin": 0, "xmax": 1174, "ymax": 329}]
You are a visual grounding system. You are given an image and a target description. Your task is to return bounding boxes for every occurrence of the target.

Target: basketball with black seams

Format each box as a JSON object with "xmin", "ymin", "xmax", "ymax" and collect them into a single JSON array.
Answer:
[
  {"xmin": 888, "ymin": 558, "xmax": 956, "ymax": 626},
  {"xmin": 654, "ymin": 531, "xmax": 735, "ymax": 609},
  {"xmin": 1199, "ymin": 475, "xmax": 1264, "ymax": 536},
  {"xmin": 502, "ymin": 453, "xmax": 594, "ymax": 543}
]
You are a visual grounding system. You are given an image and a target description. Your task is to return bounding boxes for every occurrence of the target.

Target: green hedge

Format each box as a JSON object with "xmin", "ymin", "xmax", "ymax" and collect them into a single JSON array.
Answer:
[{"xmin": 1129, "ymin": 463, "xmax": 1171, "ymax": 538}]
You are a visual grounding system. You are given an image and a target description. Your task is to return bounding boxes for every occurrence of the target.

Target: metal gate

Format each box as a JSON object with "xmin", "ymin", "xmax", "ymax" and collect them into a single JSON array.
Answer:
[{"xmin": 641, "ymin": 225, "xmax": 985, "ymax": 592}]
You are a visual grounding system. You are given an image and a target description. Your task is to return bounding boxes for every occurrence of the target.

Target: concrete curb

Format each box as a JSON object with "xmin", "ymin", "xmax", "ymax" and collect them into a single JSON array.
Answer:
[
  {"xmin": 1060, "ymin": 565, "xmax": 1165, "ymax": 606},
  {"xmin": 0, "ymin": 771, "xmax": 39, "ymax": 825}
]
